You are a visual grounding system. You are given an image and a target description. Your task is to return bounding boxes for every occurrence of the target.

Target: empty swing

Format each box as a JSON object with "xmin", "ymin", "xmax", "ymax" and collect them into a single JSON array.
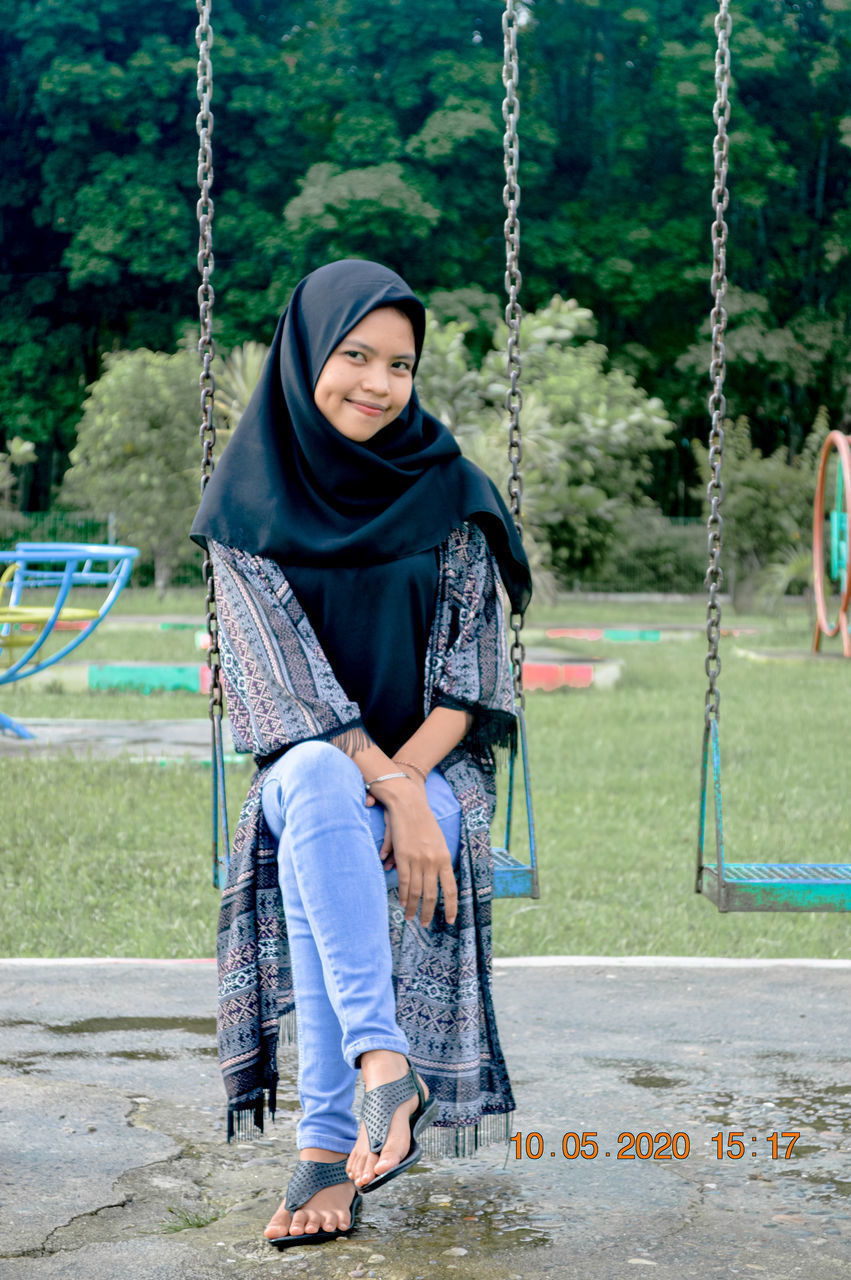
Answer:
[
  {"xmin": 193, "ymin": 0, "xmax": 538, "ymax": 901},
  {"xmin": 694, "ymin": 0, "xmax": 851, "ymax": 912}
]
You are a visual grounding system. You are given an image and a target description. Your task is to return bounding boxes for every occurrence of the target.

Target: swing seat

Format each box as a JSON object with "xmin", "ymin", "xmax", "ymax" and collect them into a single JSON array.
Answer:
[
  {"xmin": 699, "ymin": 862, "xmax": 851, "ymax": 912},
  {"xmin": 491, "ymin": 706, "xmax": 539, "ymax": 900},
  {"xmin": 492, "ymin": 846, "xmax": 537, "ymax": 898},
  {"xmin": 696, "ymin": 720, "xmax": 851, "ymax": 913}
]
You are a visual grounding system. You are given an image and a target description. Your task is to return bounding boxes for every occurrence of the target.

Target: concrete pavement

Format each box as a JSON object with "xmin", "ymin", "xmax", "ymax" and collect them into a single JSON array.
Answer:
[{"xmin": 0, "ymin": 958, "xmax": 849, "ymax": 1279}]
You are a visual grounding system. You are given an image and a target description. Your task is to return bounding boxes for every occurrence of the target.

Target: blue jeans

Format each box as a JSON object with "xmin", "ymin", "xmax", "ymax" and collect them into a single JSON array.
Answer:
[{"xmin": 261, "ymin": 740, "xmax": 462, "ymax": 1152}]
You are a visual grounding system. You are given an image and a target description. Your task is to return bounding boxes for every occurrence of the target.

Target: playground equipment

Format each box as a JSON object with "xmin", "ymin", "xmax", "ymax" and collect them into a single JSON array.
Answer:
[
  {"xmin": 193, "ymin": 0, "xmax": 538, "ymax": 898},
  {"xmin": 0, "ymin": 542, "xmax": 139, "ymax": 739},
  {"xmin": 694, "ymin": 1, "xmax": 851, "ymax": 912},
  {"xmin": 812, "ymin": 430, "xmax": 851, "ymax": 657}
]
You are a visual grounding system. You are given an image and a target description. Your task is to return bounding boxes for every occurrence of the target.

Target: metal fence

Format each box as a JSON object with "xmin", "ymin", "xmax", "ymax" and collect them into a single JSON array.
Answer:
[{"xmin": 0, "ymin": 509, "xmax": 111, "ymax": 550}]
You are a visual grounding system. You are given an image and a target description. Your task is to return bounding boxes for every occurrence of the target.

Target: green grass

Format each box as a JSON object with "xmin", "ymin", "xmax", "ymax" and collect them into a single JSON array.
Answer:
[
  {"xmin": 0, "ymin": 686, "xmax": 206, "ymax": 719},
  {"xmin": 0, "ymin": 755, "xmax": 243, "ymax": 956},
  {"xmin": 65, "ymin": 585, "xmax": 206, "ymax": 617},
  {"xmin": 493, "ymin": 613, "xmax": 851, "ymax": 959},
  {"xmin": 1, "ymin": 598, "xmax": 850, "ymax": 958},
  {"xmin": 162, "ymin": 1204, "xmax": 222, "ymax": 1233}
]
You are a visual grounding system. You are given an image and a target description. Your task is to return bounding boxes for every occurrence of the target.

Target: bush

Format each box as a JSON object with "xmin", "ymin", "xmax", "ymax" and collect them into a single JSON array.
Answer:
[
  {"xmin": 692, "ymin": 412, "xmax": 829, "ymax": 605},
  {"xmin": 578, "ymin": 511, "xmax": 707, "ymax": 593},
  {"xmin": 416, "ymin": 296, "xmax": 675, "ymax": 590}
]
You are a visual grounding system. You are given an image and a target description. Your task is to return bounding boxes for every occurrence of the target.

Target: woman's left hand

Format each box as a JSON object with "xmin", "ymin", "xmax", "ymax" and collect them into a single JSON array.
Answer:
[
  {"xmin": 366, "ymin": 768, "xmax": 427, "ymax": 873},
  {"xmin": 365, "ymin": 776, "xmax": 456, "ymax": 926}
]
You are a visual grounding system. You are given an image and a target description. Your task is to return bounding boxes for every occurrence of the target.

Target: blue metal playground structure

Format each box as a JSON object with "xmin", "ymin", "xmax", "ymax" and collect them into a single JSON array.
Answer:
[{"xmin": 0, "ymin": 542, "xmax": 139, "ymax": 739}]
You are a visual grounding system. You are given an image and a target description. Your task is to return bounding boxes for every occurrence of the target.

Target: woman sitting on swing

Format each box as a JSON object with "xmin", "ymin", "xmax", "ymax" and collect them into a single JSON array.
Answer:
[{"xmin": 191, "ymin": 258, "xmax": 531, "ymax": 1249}]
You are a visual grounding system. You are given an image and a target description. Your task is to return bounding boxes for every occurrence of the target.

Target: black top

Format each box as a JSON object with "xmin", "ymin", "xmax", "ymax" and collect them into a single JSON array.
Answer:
[{"xmin": 285, "ymin": 550, "xmax": 439, "ymax": 756}]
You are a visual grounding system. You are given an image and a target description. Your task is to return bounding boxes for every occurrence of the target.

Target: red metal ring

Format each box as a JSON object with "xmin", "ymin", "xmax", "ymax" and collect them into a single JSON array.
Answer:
[{"xmin": 812, "ymin": 430, "xmax": 851, "ymax": 656}]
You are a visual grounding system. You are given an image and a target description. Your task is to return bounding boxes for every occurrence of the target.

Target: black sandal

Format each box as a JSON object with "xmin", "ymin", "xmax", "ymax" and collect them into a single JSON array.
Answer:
[
  {"xmin": 359, "ymin": 1058, "xmax": 437, "ymax": 1193},
  {"xmin": 267, "ymin": 1158, "xmax": 362, "ymax": 1250}
]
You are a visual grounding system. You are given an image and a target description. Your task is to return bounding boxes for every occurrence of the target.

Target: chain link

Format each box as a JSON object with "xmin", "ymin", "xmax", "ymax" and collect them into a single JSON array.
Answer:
[
  {"xmin": 195, "ymin": 0, "xmax": 223, "ymax": 724},
  {"xmin": 704, "ymin": 0, "xmax": 731, "ymax": 729},
  {"xmin": 502, "ymin": 0, "xmax": 525, "ymax": 706}
]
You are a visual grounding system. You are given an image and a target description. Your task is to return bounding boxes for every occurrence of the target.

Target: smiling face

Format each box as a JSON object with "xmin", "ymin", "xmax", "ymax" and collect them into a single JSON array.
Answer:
[{"xmin": 313, "ymin": 306, "xmax": 416, "ymax": 443}]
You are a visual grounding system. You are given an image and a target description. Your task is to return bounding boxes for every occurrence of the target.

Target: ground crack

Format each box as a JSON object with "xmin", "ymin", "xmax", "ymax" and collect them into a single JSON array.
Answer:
[{"xmin": 4, "ymin": 1198, "xmax": 132, "ymax": 1260}]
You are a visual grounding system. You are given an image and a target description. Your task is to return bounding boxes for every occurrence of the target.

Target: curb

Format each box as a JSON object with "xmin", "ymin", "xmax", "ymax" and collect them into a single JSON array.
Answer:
[{"xmin": 28, "ymin": 659, "xmax": 622, "ymax": 694}]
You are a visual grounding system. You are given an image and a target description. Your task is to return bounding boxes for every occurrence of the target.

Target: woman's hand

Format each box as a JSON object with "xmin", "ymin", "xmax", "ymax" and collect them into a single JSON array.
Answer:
[{"xmin": 366, "ymin": 777, "xmax": 457, "ymax": 927}]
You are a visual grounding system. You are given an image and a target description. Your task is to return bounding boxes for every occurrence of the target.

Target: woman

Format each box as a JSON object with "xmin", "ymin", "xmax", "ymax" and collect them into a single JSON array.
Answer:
[{"xmin": 191, "ymin": 259, "xmax": 531, "ymax": 1249}]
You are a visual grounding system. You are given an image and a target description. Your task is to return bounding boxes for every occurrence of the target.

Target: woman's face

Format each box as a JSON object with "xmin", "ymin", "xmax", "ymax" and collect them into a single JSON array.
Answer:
[{"xmin": 313, "ymin": 306, "xmax": 416, "ymax": 443}]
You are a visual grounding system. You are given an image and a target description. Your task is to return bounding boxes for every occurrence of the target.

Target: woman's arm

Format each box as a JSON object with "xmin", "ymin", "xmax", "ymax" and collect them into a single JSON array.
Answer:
[
  {"xmin": 426, "ymin": 523, "xmax": 517, "ymax": 754},
  {"xmin": 393, "ymin": 705, "xmax": 473, "ymax": 777}
]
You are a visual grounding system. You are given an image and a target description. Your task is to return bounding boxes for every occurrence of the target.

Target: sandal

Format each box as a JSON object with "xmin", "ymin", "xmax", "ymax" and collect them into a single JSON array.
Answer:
[
  {"xmin": 267, "ymin": 1158, "xmax": 362, "ymax": 1250},
  {"xmin": 359, "ymin": 1057, "xmax": 437, "ymax": 1193}
]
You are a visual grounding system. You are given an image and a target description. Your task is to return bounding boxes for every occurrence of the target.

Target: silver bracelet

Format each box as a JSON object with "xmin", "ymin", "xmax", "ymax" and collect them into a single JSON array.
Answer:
[
  {"xmin": 393, "ymin": 759, "xmax": 428, "ymax": 784},
  {"xmin": 364, "ymin": 770, "xmax": 410, "ymax": 793}
]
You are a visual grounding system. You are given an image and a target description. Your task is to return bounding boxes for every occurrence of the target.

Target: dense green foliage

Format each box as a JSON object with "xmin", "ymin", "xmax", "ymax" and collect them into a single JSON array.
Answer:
[{"xmin": 3, "ymin": 0, "xmax": 851, "ymax": 513}]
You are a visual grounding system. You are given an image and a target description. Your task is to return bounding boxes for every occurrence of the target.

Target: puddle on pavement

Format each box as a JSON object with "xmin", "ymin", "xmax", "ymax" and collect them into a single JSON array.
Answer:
[
  {"xmin": 699, "ymin": 1081, "xmax": 851, "ymax": 1135},
  {"xmin": 592, "ymin": 1058, "xmax": 685, "ymax": 1092},
  {"xmin": 586, "ymin": 1056, "xmax": 850, "ymax": 1204},
  {"xmin": 0, "ymin": 1057, "xmax": 38, "ymax": 1073},
  {"xmin": 691, "ymin": 1075, "xmax": 851, "ymax": 1203},
  {"xmin": 787, "ymin": 1170, "xmax": 851, "ymax": 1201},
  {"xmin": 0, "ymin": 1044, "xmax": 218, "ymax": 1064},
  {"xmin": 626, "ymin": 1072, "xmax": 683, "ymax": 1090},
  {"xmin": 44, "ymin": 1015, "xmax": 217, "ymax": 1036},
  {"xmin": 392, "ymin": 1182, "xmax": 552, "ymax": 1249},
  {"xmin": 0, "ymin": 1045, "xmax": 219, "ymax": 1072}
]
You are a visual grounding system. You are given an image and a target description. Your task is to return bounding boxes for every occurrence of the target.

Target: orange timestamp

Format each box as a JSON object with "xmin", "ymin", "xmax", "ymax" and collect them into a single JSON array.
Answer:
[{"xmin": 509, "ymin": 1130, "xmax": 801, "ymax": 1161}]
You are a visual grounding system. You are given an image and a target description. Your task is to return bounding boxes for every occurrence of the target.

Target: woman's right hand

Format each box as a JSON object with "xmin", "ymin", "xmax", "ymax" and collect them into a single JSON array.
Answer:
[{"xmin": 366, "ymin": 778, "xmax": 457, "ymax": 928}]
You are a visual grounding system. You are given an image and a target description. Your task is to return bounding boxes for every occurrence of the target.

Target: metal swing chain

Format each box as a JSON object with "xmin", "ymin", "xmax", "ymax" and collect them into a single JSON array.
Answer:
[
  {"xmin": 196, "ymin": 0, "xmax": 221, "ymax": 719},
  {"xmin": 196, "ymin": 0, "xmax": 229, "ymax": 875},
  {"xmin": 502, "ymin": 0, "xmax": 525, "ymax": 708},
  {"xmin": 704, "ymin": 0, "xmax": 731, "ymax": 730}
]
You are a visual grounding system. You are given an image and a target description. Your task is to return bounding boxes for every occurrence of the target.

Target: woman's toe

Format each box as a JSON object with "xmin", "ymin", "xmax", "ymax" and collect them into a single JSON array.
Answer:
[{"xmin": 264, "ymin": 1207, "xmax": 290, "ymax": 1238}]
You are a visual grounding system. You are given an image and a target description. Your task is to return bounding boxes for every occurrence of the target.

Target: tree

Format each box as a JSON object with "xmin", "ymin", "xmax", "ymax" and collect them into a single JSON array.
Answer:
[
  {"xmin": 62, "ymin": 349, "xmax": 199, "ymax": 594},
  {"xmin": 0, "ymin": 436, "xmax": 37, "ymax": 511},
  {"xmin": 417, "ymin": 296, "xmax": 674, "ymax": 584},
  {"xmin": 3, "ymin": 0, "xmax": 851, "ymax": 517}
]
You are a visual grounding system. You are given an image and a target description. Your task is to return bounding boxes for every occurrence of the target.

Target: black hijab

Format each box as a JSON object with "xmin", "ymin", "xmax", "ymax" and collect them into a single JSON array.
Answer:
[{"xmin": 190, "ymin": 259, "xmax": 531, "ymax": 614}]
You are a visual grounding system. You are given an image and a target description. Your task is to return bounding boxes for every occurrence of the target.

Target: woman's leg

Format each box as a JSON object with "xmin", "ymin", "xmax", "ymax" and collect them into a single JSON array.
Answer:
[
  {"xmin": 344, "ymin": 767, "xmax": 462, "ymax": 1189},
  {"xmin": 260, "ymin": 743, "xmax": 461, "ymax": 1230},
  {"xmin": 261, "ymin": 740, "xmax": 409, "ymax": 1153}
]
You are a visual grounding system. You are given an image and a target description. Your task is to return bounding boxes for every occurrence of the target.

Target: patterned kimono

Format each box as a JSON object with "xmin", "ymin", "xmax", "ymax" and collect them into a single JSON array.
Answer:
[{"xmin": 212, "ymin": 520, "xmax": 517, "ymax": 1153}]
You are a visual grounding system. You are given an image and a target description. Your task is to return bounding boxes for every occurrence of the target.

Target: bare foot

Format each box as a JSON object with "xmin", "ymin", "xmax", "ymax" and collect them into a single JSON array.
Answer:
[
  {"xmin": 264, "ymin": 1149, "xmax": 356, "ymax": 1242},
  {"xmin": 345, "ymin": 1050, "xmax": 429, "ymax": 1190}
]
